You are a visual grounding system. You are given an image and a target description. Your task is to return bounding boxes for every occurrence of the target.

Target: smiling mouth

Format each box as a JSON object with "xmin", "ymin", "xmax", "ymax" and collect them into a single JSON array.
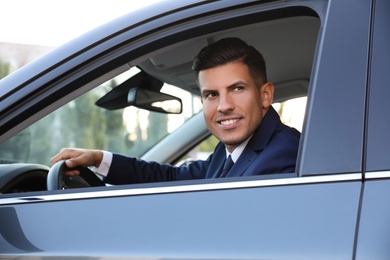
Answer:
[{"xmin": 220, "ymin": 119, "xmax": 238, "ymax": 125}]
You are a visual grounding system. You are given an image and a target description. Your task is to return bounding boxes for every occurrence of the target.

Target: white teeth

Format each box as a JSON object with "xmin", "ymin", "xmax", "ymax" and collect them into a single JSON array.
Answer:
[{"xmin": 221, "ymin": 119, "xmax": 237, "ymax": 125}]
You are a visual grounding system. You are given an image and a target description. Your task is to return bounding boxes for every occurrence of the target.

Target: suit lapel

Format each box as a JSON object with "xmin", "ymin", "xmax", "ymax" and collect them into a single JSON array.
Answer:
[
  {"xmin": 227, "ymin": 106, "xmax": 281, "ymax": 177},
  {"xmin": 229, "ymin": 148, "xmax": 257, "ymax": 177},
  {"xmin": 205, "ymin": 142, "xmax": 227, "ymax": 178}
]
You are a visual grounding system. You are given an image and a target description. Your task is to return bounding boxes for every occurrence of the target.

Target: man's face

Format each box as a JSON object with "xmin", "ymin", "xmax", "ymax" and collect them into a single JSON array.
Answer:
[{"xmin": 198, "ymin": 61, "xmax": 273, "ymax": 153}]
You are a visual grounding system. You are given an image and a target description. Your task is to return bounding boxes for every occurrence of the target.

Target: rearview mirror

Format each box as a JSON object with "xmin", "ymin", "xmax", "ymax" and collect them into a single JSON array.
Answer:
[{"xmin": 128, "ymin": 88, "xmax": 182, "ymax": 114}]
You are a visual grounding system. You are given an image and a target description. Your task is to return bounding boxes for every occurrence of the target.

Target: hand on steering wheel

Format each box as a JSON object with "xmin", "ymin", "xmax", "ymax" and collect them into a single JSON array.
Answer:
[{"xmin": 47, "ymin": 160, "xmax": 105, "ymax": 190}]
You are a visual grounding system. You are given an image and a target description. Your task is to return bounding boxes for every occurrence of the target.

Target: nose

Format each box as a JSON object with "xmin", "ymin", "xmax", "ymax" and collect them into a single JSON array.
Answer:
[{"xmin": 217, "ymin": 93, "xmax": 234, "ymax": 113}]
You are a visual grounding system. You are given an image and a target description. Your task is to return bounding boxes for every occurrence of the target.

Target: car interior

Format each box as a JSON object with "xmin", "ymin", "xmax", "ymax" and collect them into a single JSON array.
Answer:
[
  {"xmin": 140, "ymin": 16, "xmax": 319, "ymax": 102},
  {"xmin": 125, "ymin": 15, "xmax": 320, "ymax": 166}
]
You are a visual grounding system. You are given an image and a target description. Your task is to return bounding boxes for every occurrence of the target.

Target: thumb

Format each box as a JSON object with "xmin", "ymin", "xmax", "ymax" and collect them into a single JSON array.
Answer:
[{"xmin": 64, "ymin": 159, "xmax": 76, "ymax": 168}]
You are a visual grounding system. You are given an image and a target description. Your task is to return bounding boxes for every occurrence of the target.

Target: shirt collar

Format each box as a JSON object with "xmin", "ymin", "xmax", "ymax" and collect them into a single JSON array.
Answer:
[{"xmin": 225, "ymin": 135, "xmax": 253, "ymax": 163}]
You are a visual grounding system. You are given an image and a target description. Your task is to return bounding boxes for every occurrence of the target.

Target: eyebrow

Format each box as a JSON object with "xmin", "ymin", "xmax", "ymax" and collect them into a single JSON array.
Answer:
[{"xmin": 227, "ymin": 80, "xmax": 248, "ymax": 89}]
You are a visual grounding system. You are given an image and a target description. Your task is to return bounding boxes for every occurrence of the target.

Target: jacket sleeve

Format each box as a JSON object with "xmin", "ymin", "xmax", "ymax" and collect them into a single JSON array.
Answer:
[{"xmin": 104, "ymin": 153, "xmax": 212, "ymax": 185}]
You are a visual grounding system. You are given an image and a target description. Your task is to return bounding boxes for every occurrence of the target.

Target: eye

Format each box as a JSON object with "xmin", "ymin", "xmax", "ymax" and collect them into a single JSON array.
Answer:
[
  {"xmin": 234, "ymin": 86, "xmax": 244, "ymax": 91},
  {"xmin": 203, "ymin": 92, "xmax": 217, "ymax": 100}
]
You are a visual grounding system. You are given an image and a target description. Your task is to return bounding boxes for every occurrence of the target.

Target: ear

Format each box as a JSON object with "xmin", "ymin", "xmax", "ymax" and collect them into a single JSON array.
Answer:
[{"xmin": 261, "ymin": 82, "xmax": 274, "ymax": 108}]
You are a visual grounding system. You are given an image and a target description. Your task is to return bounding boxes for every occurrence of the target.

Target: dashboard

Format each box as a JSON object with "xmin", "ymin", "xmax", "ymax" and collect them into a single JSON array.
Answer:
[{"xmin": 0, "ymin": 164, "xmax": 49, "ymax": 194}]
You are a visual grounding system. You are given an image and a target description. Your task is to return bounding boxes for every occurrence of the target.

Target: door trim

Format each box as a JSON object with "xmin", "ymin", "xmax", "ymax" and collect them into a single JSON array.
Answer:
[{"xmin": 0, "ymin": 173, "xmax": 362, "ymax": 206}]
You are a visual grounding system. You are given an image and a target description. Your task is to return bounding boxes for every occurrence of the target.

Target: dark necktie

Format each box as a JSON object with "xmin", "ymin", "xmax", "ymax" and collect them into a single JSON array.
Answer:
[{"xmin": 219, "ymin": 155, "xmax": 234, "ymax": 178}]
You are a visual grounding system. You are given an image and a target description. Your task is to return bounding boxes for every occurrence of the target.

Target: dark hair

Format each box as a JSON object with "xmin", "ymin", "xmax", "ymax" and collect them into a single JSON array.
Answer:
[{"xmin": 192, "ymin": 37, "xmax": 268, "ymax": 86}]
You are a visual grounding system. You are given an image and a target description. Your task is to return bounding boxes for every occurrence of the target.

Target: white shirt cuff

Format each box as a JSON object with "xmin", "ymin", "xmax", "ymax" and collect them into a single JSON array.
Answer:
[{"xmin": 91, "ymin": 150, "xmax": 113, "ymax": 177}]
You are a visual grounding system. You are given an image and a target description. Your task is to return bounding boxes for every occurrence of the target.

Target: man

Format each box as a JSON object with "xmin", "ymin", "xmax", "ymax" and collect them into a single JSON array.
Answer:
[{"xmin": 51, "ymin": 38, "xmax": 300, "ymax": 184}]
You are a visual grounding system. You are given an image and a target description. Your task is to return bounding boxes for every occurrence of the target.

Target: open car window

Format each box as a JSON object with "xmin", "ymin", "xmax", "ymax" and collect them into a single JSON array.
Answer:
[
  {"xmin": 0, "ymin": 7, "xmax": 320, "ymax": 195},
  {"xmin": 0, "ymin": 67, "xmax": 202, "ymax": 165}
]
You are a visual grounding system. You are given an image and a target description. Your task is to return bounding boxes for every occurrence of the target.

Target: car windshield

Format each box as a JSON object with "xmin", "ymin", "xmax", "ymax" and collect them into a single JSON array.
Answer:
[{"xmin": 0, "ymin": 67, "xmax": 203, "ymax": 165}]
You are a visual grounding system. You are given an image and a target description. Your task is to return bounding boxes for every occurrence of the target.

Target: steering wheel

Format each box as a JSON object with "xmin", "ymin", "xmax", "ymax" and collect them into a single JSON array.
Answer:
[{"xmin": 47, "ymin": 160, "xmax": 105, "ymax": 190}]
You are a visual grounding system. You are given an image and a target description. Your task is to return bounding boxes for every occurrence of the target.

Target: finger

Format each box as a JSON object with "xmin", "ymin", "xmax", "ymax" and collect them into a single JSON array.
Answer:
[
  {"xmin": 50, "ymin": 148, "xmax": 72, "ymax": 165},
  {"xmin": 64, "ymin": 159, "xmax": 76, "ymax": 168},
  {"xmin": 62, "ymin": 169, "xmax": 81, "ymax": 176},
  {"xmin": 50, "ymin": 148, "xmax": 82, "ymax": 165}
]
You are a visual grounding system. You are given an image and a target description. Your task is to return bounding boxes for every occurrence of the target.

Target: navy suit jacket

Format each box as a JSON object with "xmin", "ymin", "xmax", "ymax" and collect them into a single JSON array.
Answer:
[{"xmin": 105, "ymin": 106, "xmax": 300, "ymax": 185}]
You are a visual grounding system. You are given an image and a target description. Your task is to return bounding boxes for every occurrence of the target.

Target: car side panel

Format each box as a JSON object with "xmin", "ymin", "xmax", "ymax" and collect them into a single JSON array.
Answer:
[
  {"xmin": 356, "ymin": 0, "xmax": 390, "ymax": 259},
  {"xmin": 1, "ymin": 179, "xmax": 361, "ymax": 259},
  {"xmin": 366, "ymin": 0, "xmax": 390, "ymax": 171},
  {"xmin": 299, "ymin": 0, "xmax": 371, "ymax": 175},
  {"xmin": 356, "ymin": 177, "xmax": 390, "ymax": 260}
]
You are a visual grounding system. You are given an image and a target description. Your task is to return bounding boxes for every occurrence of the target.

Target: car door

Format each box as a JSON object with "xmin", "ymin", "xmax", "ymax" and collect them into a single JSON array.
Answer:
[
  {"xmin": 0, "ymin": 0, "xmax": 373, "ymax": 259},
  {"xmin": 356, "ymin": 0, "xmax": 390, "ymax": 259}
]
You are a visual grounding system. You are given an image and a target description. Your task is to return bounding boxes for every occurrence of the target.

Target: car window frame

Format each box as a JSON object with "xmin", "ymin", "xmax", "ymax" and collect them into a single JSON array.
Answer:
[{"xmin": 0, "ymin": 1, "xmax": 326, "ymax": 200}]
